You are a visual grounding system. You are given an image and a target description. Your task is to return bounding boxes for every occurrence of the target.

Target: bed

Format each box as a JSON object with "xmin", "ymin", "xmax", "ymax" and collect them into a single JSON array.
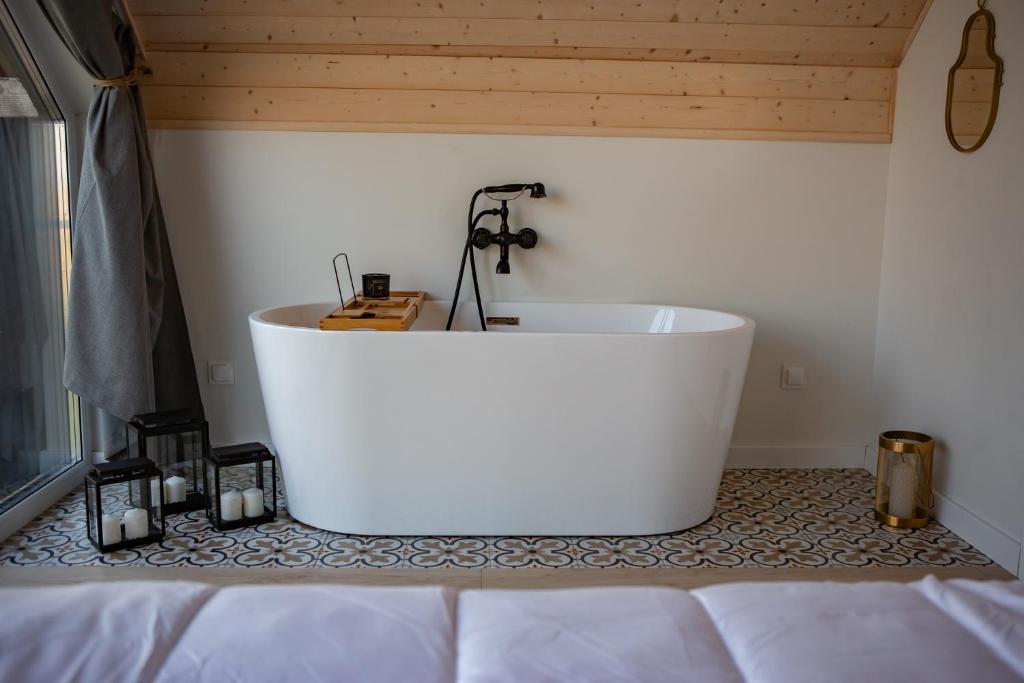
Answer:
[{"xmin": 1, "ymin": 577, "xmax": 1021, "ymax": 682}]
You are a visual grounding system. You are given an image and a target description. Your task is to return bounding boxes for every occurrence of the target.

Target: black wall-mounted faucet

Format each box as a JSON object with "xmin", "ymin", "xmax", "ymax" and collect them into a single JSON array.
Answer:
[
  {"xmin": 445, "ymin": 181, "xmax": 548, "ymax": 331},
  {"xmin": 471, "ymin": 200, "xmax": 538, "ymax": 274},
  {"xmin": 471, "ymin": 182, "xmax": 545, "ymax": 274}
]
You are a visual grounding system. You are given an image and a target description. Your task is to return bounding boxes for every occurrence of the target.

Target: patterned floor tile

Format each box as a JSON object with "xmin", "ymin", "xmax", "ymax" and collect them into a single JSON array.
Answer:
[
  {"xmin": 139, "ymin": 532, "xmax": 255, "ymax": 568},
  {"xmin": 232, "ymin": 533, "xmax": 325, "ymax": 568},
  {"xmin": 0, "ymin": 469, "xmax": 995, "ymax": 571},
  {"xmin": 318, "ymin": 536, "xmax": 407, "ymax": 569},
  {"xmin": 659, "ymin": 537, "xmax": 746, "ymax": 568},
  {"xmin": 402, "ymin": 537, "xmax": 491, "ymax": 569},
  {"xmin": 491, "ymin": 537, "xmax": 577, "ymax": 569},
  {"xmin": 574, "ymin": 537, "xmax": 661, "ymax": 568}
]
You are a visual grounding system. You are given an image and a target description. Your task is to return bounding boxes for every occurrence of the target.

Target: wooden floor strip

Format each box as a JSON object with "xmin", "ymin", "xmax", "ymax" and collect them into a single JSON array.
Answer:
[
  {"xmin": 0, "ymin": 565, "xmax": 1011, "ymax": 590},
  {"xmin": 479, "ymin": 565, "xmax": 1014, "ymax": 589}
]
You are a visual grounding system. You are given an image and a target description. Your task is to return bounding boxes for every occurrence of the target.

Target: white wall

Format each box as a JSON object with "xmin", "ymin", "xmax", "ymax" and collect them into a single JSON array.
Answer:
[
  {"xmin": 151, "ymin": 130, "xmax": 889, "ymax": 458},
  {"xmin": 874, "ymin": 0, "xmax": 1024, "ymax": 570}
]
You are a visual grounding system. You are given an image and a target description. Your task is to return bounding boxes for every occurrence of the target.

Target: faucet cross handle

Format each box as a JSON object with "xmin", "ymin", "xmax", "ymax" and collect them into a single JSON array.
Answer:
[{"xmin": 517, "ymin": 227, "xmax": 538, "ymax": 249}]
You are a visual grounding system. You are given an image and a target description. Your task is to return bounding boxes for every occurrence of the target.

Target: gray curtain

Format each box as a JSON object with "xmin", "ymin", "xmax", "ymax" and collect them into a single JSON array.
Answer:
[{"xmin": 36, "ymin": 0, "xmax": 203, "ymax": 423}]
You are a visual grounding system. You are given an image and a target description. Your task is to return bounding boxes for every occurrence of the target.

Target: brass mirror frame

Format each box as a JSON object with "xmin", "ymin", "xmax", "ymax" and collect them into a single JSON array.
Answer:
[{"xmin": 946, "ymin": 5, "xmax": 1004, "ymax": 153}]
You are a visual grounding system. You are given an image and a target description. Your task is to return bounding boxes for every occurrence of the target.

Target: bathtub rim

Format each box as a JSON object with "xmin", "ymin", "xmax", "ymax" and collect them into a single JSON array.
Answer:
[{"xmin": 249, "ymin": 301, "xmax": 755, "ymax": 338}]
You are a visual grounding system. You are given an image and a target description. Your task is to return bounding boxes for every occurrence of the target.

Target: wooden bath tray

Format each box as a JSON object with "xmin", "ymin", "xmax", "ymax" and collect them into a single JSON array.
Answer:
[{"xmin": 319, "ymin": 291, "xmax": 425, "ymax": 331}]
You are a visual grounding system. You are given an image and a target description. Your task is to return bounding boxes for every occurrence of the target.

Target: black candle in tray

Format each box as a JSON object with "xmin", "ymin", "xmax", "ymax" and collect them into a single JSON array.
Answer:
[{"xmin": 361, "ymin": 273, "xmax": 390, "ymax": 299}]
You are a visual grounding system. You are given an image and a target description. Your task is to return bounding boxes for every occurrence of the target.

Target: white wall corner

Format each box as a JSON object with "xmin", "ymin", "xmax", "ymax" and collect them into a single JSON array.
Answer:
[
  {"xmin": 726, "ymin": 445, "xmax": 868, "ymax": 469},
  {"xmin": 863, "ymin": 444, "xmax": 877, "ymax": 474}
]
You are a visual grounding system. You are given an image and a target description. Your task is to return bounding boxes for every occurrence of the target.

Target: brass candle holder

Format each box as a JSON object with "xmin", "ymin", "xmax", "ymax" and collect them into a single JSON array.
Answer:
[{"xmin": 874, "ymin": 431, "xmax": 935, "ymax": 529}]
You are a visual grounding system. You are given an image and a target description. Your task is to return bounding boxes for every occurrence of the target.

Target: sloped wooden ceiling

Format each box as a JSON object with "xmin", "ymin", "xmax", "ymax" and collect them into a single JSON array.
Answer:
[{"xmin": 128, "ymin": 0, "xmax": 933, "ymax": 143}]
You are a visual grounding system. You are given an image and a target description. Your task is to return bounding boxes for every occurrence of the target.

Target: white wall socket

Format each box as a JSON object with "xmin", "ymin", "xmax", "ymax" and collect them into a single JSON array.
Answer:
[
  {"xmin": 781, "ymin": 364, "xmax": 806, "ymax": 389},
  {"xmin": 208, "ymin": 360, "xmax": 235, "ymax": 385}
]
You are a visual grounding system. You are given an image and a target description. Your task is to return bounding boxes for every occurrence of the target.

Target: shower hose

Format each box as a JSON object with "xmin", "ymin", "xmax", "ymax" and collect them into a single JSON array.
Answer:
[{"xmin": 445, "ymin": 189, "xmax": 494, "ymax": 331}]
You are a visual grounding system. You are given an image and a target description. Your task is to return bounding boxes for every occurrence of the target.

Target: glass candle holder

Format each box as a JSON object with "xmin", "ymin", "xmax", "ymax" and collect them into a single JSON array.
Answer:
[
  {"xmin": 874, "ymin": 431, "xmax": 934, "ymax": 528},
  {"xmin": 126, "ymin": 409, "xmax": 209, "ymax": 514},
  {"xmin": 204, "ymin": 442, "xmax": 277, "ymax": 531},
  {"xmin": 85, "ymin": 458, "xmax": 165, "ymax": 552}
]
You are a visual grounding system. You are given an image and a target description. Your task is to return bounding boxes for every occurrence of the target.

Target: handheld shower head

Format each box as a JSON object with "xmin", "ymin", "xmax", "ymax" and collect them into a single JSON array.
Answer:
[{"xmin": 482, "ymin": 182, "xmax": 547, "ymax": 199}]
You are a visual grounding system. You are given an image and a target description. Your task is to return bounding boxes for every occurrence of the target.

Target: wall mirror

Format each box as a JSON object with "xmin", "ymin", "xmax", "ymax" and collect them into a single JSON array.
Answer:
[{"xmin": 946, "ymin": 1, "xmax": 1004, "ymax": 152}]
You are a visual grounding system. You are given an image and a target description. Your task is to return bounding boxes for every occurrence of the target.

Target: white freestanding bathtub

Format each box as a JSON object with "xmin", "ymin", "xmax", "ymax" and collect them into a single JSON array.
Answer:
[{"xmin": 249, "ymin": 301, "xmax": 754, "ymax": 535}]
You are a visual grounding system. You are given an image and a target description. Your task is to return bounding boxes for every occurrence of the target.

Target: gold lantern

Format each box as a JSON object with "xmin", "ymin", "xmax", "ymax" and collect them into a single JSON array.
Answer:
[{"xmin": 874, "ymin": 431, "xmax": 934, "ymax": 528}]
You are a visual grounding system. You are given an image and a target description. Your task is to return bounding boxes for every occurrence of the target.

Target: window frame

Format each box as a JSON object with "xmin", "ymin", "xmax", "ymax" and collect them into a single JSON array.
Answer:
[{"xmin": 0, "ymin": 0, "xmax": 89, "ymax": 543}]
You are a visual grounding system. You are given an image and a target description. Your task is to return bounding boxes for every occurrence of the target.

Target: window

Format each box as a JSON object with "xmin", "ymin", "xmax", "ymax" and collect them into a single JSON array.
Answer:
[{"xmin": 0, "ymin": 5, "xmax": 80, "ymax": 517}]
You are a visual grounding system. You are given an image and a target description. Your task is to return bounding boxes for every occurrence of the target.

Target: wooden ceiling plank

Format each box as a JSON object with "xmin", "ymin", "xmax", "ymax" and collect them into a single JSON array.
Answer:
[
  {"xmin": 141, "ymin": 85, "xmax": 891, "ymax": 134},
  {"xmin": 128, "ymin": 0, "xmax": 927, "ymax": 30},
  {"xmin": 139, "ymin": 42, "xmax": 903, "ymax": 67},
  {"xmin": 142, "ymin": 52, "xmax": 893, "ymax": 102},
  {"xmin": 133, "ymin": 16, "xmax": 908, "ymax": 67},
  {"xmin": 146, "ymin": 118, "xmax": 892, "ymax": 143}
]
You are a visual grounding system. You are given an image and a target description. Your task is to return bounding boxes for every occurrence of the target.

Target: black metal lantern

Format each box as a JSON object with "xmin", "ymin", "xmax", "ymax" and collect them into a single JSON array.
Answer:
[
  {"xmin": 85, "ymin": 458, "xmax": 165, "ymax": 552},
  {"xmin": 126, "ymin": 409, "xmax": 208, "ymax": 514},
  {"xmin": 204, "ymin": 442, "xmax": 277, "ymax": 531}
]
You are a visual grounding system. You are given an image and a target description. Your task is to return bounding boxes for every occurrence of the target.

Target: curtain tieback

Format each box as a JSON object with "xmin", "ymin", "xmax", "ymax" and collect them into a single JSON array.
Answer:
[{"xmin": 94, "ymin": 66, "xmax": 147, "ymax": 88}]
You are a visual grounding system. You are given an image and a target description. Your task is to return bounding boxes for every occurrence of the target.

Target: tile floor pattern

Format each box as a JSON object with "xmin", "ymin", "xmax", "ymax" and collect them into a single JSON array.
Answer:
[{"xmin": 0, "ymin": 469, "xmax": 993, "ymax": 570}]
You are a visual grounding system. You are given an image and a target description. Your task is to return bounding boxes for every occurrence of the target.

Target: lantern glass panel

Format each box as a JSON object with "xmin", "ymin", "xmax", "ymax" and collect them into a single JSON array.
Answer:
[
  {"xmin": 215, "ymin": 462, "xmax": 274, "ymax": 523},
  {"xmin": 128, "ymin": 430, "xmax": 203, "ymax": 492},
  {"xmin": 161, "ymin": 431, "xmax": 203, "ymax": 496},
  {"xmin": 85, "ymin": 478, "xmax": 98, "ymax": 542}
]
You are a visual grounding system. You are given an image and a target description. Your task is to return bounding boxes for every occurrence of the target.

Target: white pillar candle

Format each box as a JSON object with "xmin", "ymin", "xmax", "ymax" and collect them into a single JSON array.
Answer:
[
  {"xmin": 888, "ymin": 460, "xmax": 917, "ymax": 519},
  {"xmin": 123, "ymin": 508, "xmax": 149, "ymax": 540},
  {"xmin": 242, "ymin": 487, "xmax": 264, "ymax": 518},
  {"xmin": 220, "ymin": 489, "xmax": 243, "ymax": 522},
  {"xmin": 100, "ymin": 514, "xmax": 122, "ymax": 545},
  {"xmin": 150, "ymin": 478, "xmax": 162, "ymax": 506},
  {"xmin": 164, "ymin": 476, "xmax": 187, "ymax": 504}
]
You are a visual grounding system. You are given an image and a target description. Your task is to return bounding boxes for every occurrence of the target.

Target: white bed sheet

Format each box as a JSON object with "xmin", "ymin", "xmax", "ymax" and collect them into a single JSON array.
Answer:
[
  {"xmin": 153, "ymin": 584, "xmax": 456, "ymax": 683},
  {"xmin": 456, "ymin": 586, "xmax": 744, "ymax": 683},
  {"xmin": 914, "ymin": 577, "xmax": 1024, "ymax": 678},
  {"xmin": 692, "ymin": 580, "xmax": 1022, "ymax": 683},
  {"xmin": 0, "ymin": 581, "xmax": 213, "ymax": 683}
]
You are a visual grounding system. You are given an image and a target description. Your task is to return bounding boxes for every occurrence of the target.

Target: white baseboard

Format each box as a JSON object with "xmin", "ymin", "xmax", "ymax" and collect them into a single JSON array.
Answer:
[
  {"xmin": 930, "ymin": 490, "xmax": 1022, "ymax": 576},
  {"xmin": 726, "ymin": 444, "xmax": 868, "ymax": 469}
]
